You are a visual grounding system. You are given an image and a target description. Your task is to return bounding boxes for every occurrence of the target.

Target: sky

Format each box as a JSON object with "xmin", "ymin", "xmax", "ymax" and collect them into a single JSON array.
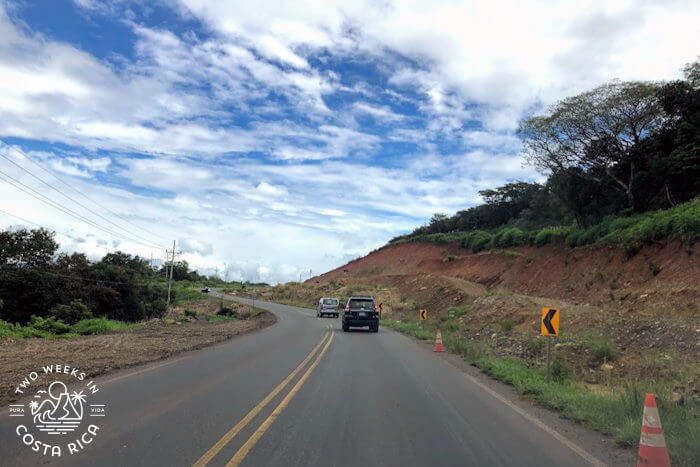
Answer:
[{"xmin": 0, "ymin": 0, "xmax": 698, "ymax": 283}]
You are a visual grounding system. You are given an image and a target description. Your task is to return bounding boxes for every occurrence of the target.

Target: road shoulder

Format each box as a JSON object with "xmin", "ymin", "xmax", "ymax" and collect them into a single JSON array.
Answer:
[{"xmin": 383, "ymin": 325, "xmax": 637, "ymax": 466}]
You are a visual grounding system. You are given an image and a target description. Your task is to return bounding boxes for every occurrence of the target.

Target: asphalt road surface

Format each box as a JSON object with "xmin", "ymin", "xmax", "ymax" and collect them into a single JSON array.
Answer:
[{"xmin": 1, "ymin": 294, "xmax": 622, "ymax": 466}]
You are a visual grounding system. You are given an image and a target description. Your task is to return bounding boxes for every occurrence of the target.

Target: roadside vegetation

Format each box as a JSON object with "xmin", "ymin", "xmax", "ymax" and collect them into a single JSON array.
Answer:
[
  {"xmin": 381, "ymin": 318, "xmax": 698, "ymax": 466},
  {"xmin": 0, "ymin": 316, "xmax": 139, "ymax": 339},
  {"xmin": 390, "ymin": 61, "xmax": 700, "ymax": 258},
  {"xmin": 0, "ymin": 228, "xmax": 268, "ymax": 341},
  {"xmin": 390, "ymin": 197, "xmax": 699, "ymax": 254}
]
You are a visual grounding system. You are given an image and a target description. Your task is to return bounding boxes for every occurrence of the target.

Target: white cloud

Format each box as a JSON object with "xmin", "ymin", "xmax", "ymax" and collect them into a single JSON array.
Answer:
[
  {"xmin": 176, "ymin": 0, "xmax": 699, "ymax": 131},
  {"xmin": 353, "ymin": 102, "xmax": 404, "ymax": 122},
  {"xmin": 1, "ymin": 1, "xmax": 698, "ymax": 282}
]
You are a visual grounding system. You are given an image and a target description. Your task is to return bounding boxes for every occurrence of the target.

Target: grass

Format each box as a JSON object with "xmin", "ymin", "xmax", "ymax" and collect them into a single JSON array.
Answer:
[
  {"xmin": 477, "ymin": 359, "xmax": 698, "ymax": 466},
  {"xmin": 498, "ymin": 318, "xmax": 516, "ymax": 333},
  {"xmin": 0, "ymin": 317, "xmax": 140, "ymax": 339},
  {"xmin": 391, "ymin": 197, "xmax": 700, "ymax": 255},
  {"xmin": 172, "ymin": 282, "xmax": 213, "ymax": 305},
  {"xmin": 583, "ymin": 332, "xmax": 619, "ymax": 362},
  {"xmin": 448, "ymin": 306, "xmax": 469, "ymax": 319},
  {"xmin": 204, "ymin": 314, "xmax": 238, "ymax": 322},
  {"xmin": 72, "ymin": 318, "xmax": 138, "ymax": 335},
  {"xmin": 381, "ymin": 319, "xmax": 698, "ymax": 466},
  {"xmin": 496, "ymin": 249, "xmax": 524, "ymax": 258},
  {"xmin": 380, "ymin": 319, "xmax": 434, "ymax": 340}
]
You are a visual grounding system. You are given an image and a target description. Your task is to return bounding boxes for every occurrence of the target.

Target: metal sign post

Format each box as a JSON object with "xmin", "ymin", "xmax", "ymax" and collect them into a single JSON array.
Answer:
[
  {"xmin": 546, "ymin": 336, "xmax": 552, "ymax": 381},
  {"xmin": 419, "ymin": 309, "xmax": 427, "ymax": 331},
  {"xmin": 541, "ymin": 307, "xmax": 560, "ymax": 382}
]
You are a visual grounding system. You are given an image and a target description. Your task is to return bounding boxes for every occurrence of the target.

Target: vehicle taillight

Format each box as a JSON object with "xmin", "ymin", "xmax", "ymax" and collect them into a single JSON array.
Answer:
[{"xmin": 345, "ymin": 305, "xmax": 350, "ymax": 311}]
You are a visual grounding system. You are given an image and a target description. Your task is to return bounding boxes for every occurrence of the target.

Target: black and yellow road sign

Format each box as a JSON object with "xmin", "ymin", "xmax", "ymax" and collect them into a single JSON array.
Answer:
[
  {"xmin": 419, "ymin": 309, "xmax": 427, "ymax": 320},
  {"xmin": 379, "ymin": 302, "xmax": 384, "ymax": 311},
  {"xmin": 541, "ymin": 308, "xmax": 559, "ymax": 336}
]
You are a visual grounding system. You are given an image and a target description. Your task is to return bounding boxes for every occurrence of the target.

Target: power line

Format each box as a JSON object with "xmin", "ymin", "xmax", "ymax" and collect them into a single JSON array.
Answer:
[
  {"xmin": 0, "ymin": 210, "xmax": 164, "ymax": 287},
  {"xmin": 0, "ymin": 169, "xmax": 166, "ymax": 251},
  {"xmin": 0, "ymin": 208, "xmax": 148, "ymax": 257},
  {"xmin": 0, "ymin": 208, "xmax": 44, "ymax": 229},
  {"xmin": 8, "ymin": 146, "xmax": 167, "ymax": 244},
  {"xmin": 0, "ymin": 151, "xmax": 166, "ymax": 250}
]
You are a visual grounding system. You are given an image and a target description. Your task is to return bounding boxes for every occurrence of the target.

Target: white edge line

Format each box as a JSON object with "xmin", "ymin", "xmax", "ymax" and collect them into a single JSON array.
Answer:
[
  {"xmin": 389, "ymin": 327, "xmax": 609, "ymax": 467},
  {"xmin": 459, "ymin": 366, "xmax": 608, "ymax": 467}
]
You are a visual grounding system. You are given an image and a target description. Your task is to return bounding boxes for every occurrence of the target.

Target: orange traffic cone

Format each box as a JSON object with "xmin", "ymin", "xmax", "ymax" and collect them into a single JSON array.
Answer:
[
  {"xmin": 637, "ymin": 393, "xmax": 671, "ymax": 467},
  {"xmin": 434, "ymin": 329, "xmax": 445, "ymax": 352}
]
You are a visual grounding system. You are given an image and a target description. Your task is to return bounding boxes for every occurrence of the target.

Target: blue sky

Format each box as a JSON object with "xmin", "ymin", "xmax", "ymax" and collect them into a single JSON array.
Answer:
[{"xmin": 0, "ymin": 0, "xmax": 698, "ymax": 283}]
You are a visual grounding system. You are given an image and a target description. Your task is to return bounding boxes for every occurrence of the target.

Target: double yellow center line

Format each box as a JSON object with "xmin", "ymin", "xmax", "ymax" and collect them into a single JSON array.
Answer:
[{"xmin": 193, "ymin": 326, "xmax": 334, "ymax": 467}]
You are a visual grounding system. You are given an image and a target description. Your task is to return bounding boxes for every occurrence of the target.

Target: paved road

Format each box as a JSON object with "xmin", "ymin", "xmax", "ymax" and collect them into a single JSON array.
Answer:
[{"xmin": 1, "ymin": 295, "xmax": 611, "ymax": 466}]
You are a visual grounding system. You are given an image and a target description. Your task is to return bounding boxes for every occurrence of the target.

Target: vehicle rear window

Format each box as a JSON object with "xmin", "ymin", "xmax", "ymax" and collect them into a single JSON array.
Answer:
[
  {"xmin": 323, "ymin": 298, "xmax": 338, "ymax": 306},
  {"xmin": 349, "ymin": 299, "xmax": 374, "ymax": 310}
]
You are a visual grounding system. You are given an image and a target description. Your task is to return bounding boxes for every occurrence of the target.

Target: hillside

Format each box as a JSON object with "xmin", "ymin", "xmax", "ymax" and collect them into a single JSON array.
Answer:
[{"xmin": 271, "ymin": 235, "xmax": 699, "ymax": 377}]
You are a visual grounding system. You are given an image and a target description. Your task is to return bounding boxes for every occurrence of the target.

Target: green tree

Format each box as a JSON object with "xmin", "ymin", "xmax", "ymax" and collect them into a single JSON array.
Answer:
[
  {"xmin": 518, "ymin": 81, "xmax": 664, "ymax": 210},
  {"xmin": 0, "ymin": 227, "xmax": 58, "ymax": 267}
]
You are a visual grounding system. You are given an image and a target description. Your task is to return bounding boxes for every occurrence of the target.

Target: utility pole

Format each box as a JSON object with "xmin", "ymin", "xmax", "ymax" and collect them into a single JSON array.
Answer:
[{"xmin": 165, "ymin": 240, "xmax": 176, "ymax": 311}]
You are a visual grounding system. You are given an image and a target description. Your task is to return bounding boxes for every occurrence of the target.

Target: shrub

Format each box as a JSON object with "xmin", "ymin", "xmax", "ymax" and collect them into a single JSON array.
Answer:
[
  {"xmin": 184, "ymin": 309, "xmax": 197, "ymax": 318},
  {"xmin": 493, "ymin": 227, "xmax": 525, "ymax": 248},
  {"xmin": 0, "ymin": 320, "xmax": 52, "ymax": 339},
  {"xmin": 49, "ymin": 299, "xmax": 93, "ymax": 325},
  {"xmin": 524, "ymin": 335, "xmax": 545, "ymax": 356},
  {"xmin": 499, "ymin": 318, "xmax": 515, "ymax": 333},
  {"xmin": 550, "ymin": 354, "xmax": 570, "ymax": 382},
  {"xmin": 72, "ymin": 318, "xmax": 131, "ymax": 335},
  {"xmin": 622, "ymin": 241, "xmax": 642, "ymax": 259},
  {"xmin": 534, "ymin": 226, "xmax": 571, "ymax": 246},
  {"xmin": 29, "ymin": 315, "xmax": 71, "ymax": 334},
  {"xmin": 461, "ymin": 230, "xmax": 493, "ymax": 252},
  {"xmin": 448, "ymin": 306, "xmax": 469, "ymax": 319},
  {"xmin": 401, "ymin": 198, "xmax": 699, "ymax": 255},
  {"xmin": 217, "ymin": 307, "xmax": 238, "ymax": 318},
  {"xmin": 565, "ymin": 228, "xmax": 585, "ymax": 247},
  {"xmin": 0, "ymin": 319, "xmax": 16, "ymax": 339},
  {"xmin": 649, "ymin": 261, "xmax": 661, "ymax": 276},
  {"xmin": 585, "ymin": 333, "xmax": 619, "ymax": 362}
]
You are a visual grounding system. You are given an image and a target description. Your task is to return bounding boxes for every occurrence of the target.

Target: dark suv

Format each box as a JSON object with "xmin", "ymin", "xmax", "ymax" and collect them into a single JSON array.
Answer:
[{"xmin": 342, "ymin": 296, "xmax": 379, "ymax": 333}]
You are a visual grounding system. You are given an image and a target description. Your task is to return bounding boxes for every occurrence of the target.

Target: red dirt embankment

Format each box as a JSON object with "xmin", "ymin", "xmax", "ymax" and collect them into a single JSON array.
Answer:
[
  {"xmin": 315, "ymin": 240, "xmax": 699, "ymax": 361},
  {"xmin": 322, "ymin": 241, "xmax": 698, "ymax": 316}
]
